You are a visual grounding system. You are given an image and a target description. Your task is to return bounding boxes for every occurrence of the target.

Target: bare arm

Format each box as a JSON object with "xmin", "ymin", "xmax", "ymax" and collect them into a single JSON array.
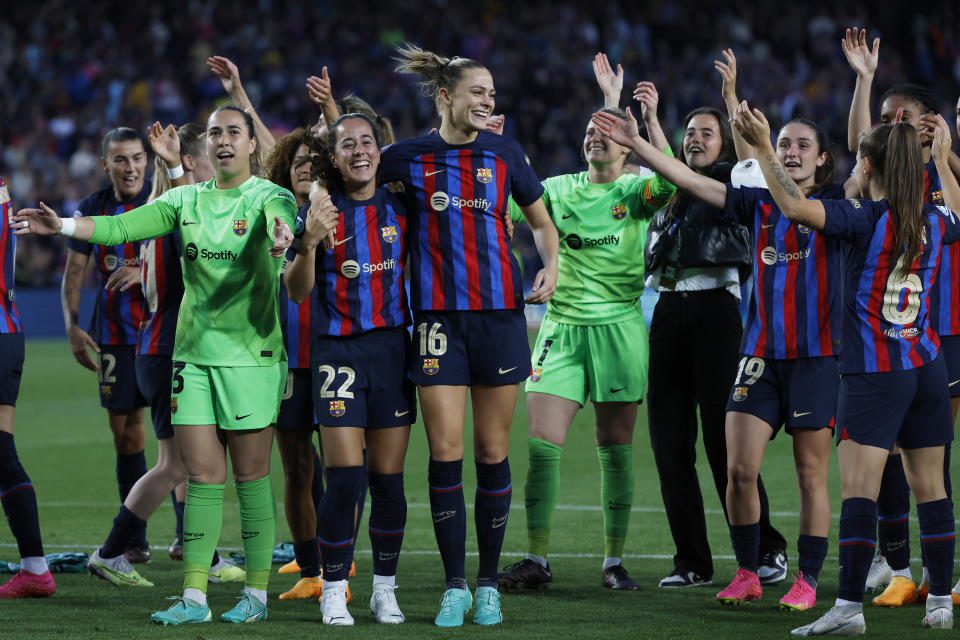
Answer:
[
  {"xmin": 593, "ymin": 53, "xmax": 623, "ymax": 110},
  {"xmin": 285, "ymin": 187, "xmax": 340, "ymax": 303},
  {"xmin": 733, "ymin": 102, "xmax": 826, "ymax": 229},
  {"xmin": 518, "ymin": 198, "xmax": 559, "ymax": 304},
  {"xmin": 208, "ymin": 56, "xmax": 276, "ymax": 155},
  {"xmin": 715, "ymin": 48, "xmax": 754, "ymax": 161},
  {"xmin": 842, "ymin": 28, "xmax": 880, "ymax": 153},
  {"xmin": 284, "ymin": 252, "xmax": 316, "ymax": 305},
  {"xmin": 306, "ymin": 67, "xmax": 340, "ymax": 129},
  {"xmin": 932, "ymin": 115, "xmax": 960, "ymax": 214},
  {"xmin": 60, "ymin": 248, "xmax": 100, "ymax": 371},
  {"xmin": 633, "ymin": 82, "xmax": 670, "ymax": 152},
  {"xmin": 592, "ymin": 108, "xmax": 727, "ymax": 209}
]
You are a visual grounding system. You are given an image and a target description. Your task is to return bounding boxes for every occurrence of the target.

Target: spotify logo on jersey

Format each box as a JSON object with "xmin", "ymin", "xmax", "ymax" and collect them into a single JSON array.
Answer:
[
  {"xmin": 430, "ymin": 191, "xmax": 449, "ymax": 212},
  {"xmin": 103, "ymin": 254, "xmax": 138, "ymax": 270},
  {"xmin": 760, "ymin": 247, "xmax": 778, "ymax": 265},
  {"xmin": 566, "ymin": 234, "xmax": 583, "ymax": 250},
  {"xmin": 340, "ymin": 260, "xmax": 360, "ymax": 278},
  {"xmin": 185, "ymin": 243, "xmax": 199, "ymax": 261}
]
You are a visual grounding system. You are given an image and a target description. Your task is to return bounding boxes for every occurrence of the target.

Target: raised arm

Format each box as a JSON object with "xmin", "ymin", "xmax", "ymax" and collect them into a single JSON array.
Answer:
[
  {"xmin": 715, "ymin": 48, "xmax": 754, "ymax": 161},
  {"xmin": 208, "ymin": 55, "xmax": 276, "ymax": 154},
  {"xmin": 593, "ymin": 52, "xmax": 623, "ymax": 110},
  {"xmin": 842, "ymin": 27, "xmax": 880, "ymax": 153},
  {"xmin": 518, "ymin": 199, "xmax": 559, "ymax": 304},
  {"xmin": 733, "ymin": 102, "xmax": 826, "ymax": 229},
  {"xmin": 592, "ymin": 108, "xmax": 727, "ymax": 209},
  {"xmin": 932, "ymin": 115, "xmax": 960, "ymax": 214},
  {"xmin": 306, "ymin": 67, "xmax": 340, "ymax": 130},
  {"xmin": 633, "ymin": 81, "xmax": 670, "ymax": 152},
  {"xmin": 147, "ymin": 122, "xmax": 189, "ymax": 187}
]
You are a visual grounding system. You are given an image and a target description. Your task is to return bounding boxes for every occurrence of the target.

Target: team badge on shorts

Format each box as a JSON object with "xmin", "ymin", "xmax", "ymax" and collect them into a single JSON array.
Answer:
[
  {"xmin": 423, "ymin": 358, "xmax": 439, "ymax": 375},
  {"xmin": 381, "ymin": 225, "xmax": 398, "ymax": 243},
  {"xmin": 611, "ymin": 204, "xmax": 627, "ymax": 220},
  {"xmin": 101, "ymin": 385, "xmax": 112, "ymax": 399},
  {"xmin": 530, "ymin": 368, "xmax": 543, "ymax": 383},
  {"xmin": 233, "ymin": 219, "xmax": 248, "ymax": 236},
  {"xmin": 476, "ymin": 167, "xmax": 493, "ymax": 184},
  {"xmin": 732, "ymin": 386, "xmax": 748, "ymax": 402},
  {"xmin": 171, "ymin": 397, "xmax": 178, "ymax": 414},
  {"xmin": 329, "ymin": 400, "xmax": 346, "ymax": 417}
]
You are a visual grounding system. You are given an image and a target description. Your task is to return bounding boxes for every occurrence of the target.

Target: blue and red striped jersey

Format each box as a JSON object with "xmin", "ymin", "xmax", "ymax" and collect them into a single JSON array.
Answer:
[
  {"xmin": 379, "ymin": 130, "xmax": 543, "ymax": 311},
  {"xmin": 67, "ymin": 183, "xmax": 150, "ymax": 345},
  {"xmin": 921, "ymin": 158, "xmax": 959, "ymax": 336},
  {"xmin": 295, "ymin": 188, "xmax": 410, "ymax": 337},
  {"xmin": 278, "ymin": 275, "xmax": 315, "ymax": 369},
  {"xmin": 136, "ymin": 232, "xmax": 183, "ymax": 356},
  {"xmin": 821, "ymin": 197, "xmax": 960, "ymax": 373},
  {"xmin": 0, "ymin": 176, "xmax": 21, "ymax": 334},
  {"xmin": 724, "ymin": 184, "xmax": 845, "ymax": 359}
]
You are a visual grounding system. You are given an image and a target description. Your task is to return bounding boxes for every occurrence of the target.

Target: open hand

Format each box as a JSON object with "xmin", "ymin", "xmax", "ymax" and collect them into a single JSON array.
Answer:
[
  {"xmin": 147, "ymin": 122, "xmax": 180, "ymax": 166},
  {"xmin": 593, "ymin": 52, "xmax": 624, "ymax": 101},
  {"xmin": 13, "ymin": 202, "xmax": 63, "ymax": 236},
  {"xmin": 207, "ymin": 56, "xmax": 242, "ymax": 94},
  {"xmin": 104, "ymin": 266, "xmax": 141, "ymax": 292},
  {"xmin": 731, "ymin": 101, "xmax": 772, "ymax": 149},
  {"xmin": 841, "ymin": 27, "xmax": 879, "ymax": 79}
]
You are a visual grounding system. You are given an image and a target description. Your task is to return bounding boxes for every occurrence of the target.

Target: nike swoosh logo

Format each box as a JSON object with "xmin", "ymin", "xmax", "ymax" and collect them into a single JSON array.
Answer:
[
  {"xmin": 235, "ymin": 413, "xmax": 253, "ymax": 420},
  {"xmin": 762, "ymin": 223, "xmax": 775, "ymax": 229},
  {"xmin": 491, "ymin": 520, "xmax": 508, "ymax": 529},
  {"xmin": 182, "ymin": 220, "xmax": 198, "ymax": 226},
  {"xmin": 394, "ymin": 410, "xmax": 409, "ymax": 417},
  {"xmin": 609, "ymin": 387, "xmax": 626, "ymax": 394},
  {"xmin": 499, "ymin": 366, "xmax": 518, "ymax": 374},
  {"xmin": 334, "ymin": 236, "xmax": 354, "ymax": 246},
  {"xmin": 432, "ymin": 513, "xmax": 455, "ymax": 524},
  {"xmin": 792, "ymin": 410, "xmax": 812, "ymax": 418},
  {"xmin": 241, "ymin": 531, "xmax": 259, "ymax": 539},
  {"xmin": 425, "ymin": 169, "xmax": 445, "ymax": 177},
  {"xmin": 950, "ymin": 380, "xmax": 960, "ymax": 387},
  {"xmin": 561, "ymin": 213, "xmax": 574, "ymax": 219}
]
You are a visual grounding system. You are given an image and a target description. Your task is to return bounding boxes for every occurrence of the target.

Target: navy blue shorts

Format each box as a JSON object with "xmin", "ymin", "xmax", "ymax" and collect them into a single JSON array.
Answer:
[
  {"xmin": 135, "ymin": 354, "xmax": 173, "ymax": 440},
  {"xmin": 409, "ymin": 309, "xmax": 530, "ymax": 386},
  {"xmin": 837, "ymin": 355, "xmax": 954, "ymax": 450},
  {"xmin": 98, "ymin": 344, "xmax": 147, "ymax": 411},
  {"xmin": 0, "ymin": 333, "xmax": 24, "ymax": 406},
  {"xmin": 277, "ymin": 367, "xmax": 317, "ymax": 431},
  {"xmin": 726, "ymin": 355, "xmax": 838, "ymax": 437},
  {"xmin": 940, "ymin": 335, "xmax": 960, "ymax": 398},
  {"xmin": 312, "ymin": 328, "xmax": 416, "ymax": 429}
]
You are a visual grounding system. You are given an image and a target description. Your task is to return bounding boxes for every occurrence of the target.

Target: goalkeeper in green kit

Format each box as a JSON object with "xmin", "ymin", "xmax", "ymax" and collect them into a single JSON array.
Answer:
[
  {"xmin": 15, "ymin": 106, "xmax": 297, "ymax": 625},
  {"xmin": 498, "ymin": 55, "xmax": 676, "ymax": 592}
]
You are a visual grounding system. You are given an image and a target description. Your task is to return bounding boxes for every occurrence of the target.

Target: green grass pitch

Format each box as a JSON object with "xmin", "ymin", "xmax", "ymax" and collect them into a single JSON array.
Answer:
[{"xmin": 0, "ymin": 338, "xmax": 950, "ymax": 638}]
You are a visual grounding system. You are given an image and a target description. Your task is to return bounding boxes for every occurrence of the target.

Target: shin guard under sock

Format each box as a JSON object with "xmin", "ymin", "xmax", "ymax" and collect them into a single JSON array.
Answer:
[
  {"xmin": 183, "ymin": 482, "xmax": 224, "ymax": 593},
  {"xmin": 917, "ymin": 498, "xmax": 955, "ymax": 597},
  {"xmin": 525, "ymin": 437, "xmax": 560, "ymax": 559},
  {"xmin": 476, "ymin": 459, "xmax": 512, "ymax": 588},
  {"xmin": 318, "ymin": 466, "xmax": 364, "ymax": 582},
  {"xmin": 837, "ymin": 497, "xmax": 877, "ymax": 602},
  {"xmin": 876, "ymin": 454, "xmax": 910, "ymax": 571},
  {"xmin": 236, "ymin": 476, "xmax": 276, "ymax": 591},
  {"xmin": 428, "ymin": 458, "xmax": 466, "ymax": 589},
  {"xmin": 368, "ymin": 472, "xmax": 406, "ymax": 578},
  {"xmin": 598, "ymin": 444, "xmax": 633, "ymax": 560}
]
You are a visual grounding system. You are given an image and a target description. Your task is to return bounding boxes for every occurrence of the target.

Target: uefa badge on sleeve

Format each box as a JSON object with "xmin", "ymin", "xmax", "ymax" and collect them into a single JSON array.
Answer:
[
  {"xmin": 381, "ymin": 225, "xmax": 398, "ymax": 243},
  {"xmin": 476, "ymin": 167, "xmax": 493, "ymax": 184},
  {"xmin": 233, "ymin": 219, "xmax": 248, "ymax": 237},
  {"xmin": 611, "ymin": 204, "xmax": 627, "ymax": 220},
  {"xmin": 329, "ymin": 400, "xmax": 346, "ymax": 417},
  {"xmin": 732, "ymin": 386, "xmax": 748, "ymax": 402},
  {"xmin": 423, "ymin": 358, "xmax": 440, "ymax": 375}
]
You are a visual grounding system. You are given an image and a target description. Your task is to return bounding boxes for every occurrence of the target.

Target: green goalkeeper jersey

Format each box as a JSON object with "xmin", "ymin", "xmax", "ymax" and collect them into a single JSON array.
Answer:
[
  {"xmin": 509, "ymin": 163, "xmax": 675, "ymax": 324},
  {"xmin": 88, "ymin": 175, "xmax": 297, "ymax": 366}
]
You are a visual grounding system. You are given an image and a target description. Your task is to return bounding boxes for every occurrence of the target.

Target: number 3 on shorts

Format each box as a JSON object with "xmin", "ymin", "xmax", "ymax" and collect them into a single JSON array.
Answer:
[{"xmin": 317, "ymin": 365, "xmax": 356, "ymax": 399}]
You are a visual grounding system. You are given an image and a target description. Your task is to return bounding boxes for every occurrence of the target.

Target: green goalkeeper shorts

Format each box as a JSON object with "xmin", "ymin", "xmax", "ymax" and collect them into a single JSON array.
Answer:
[
  {"xmin": 171, "ymin": 361, "xmax": 287, "ymax": 430},
  {"xmin": 526, "ymin": 314, "xmax": 649, "ymax": 405}
]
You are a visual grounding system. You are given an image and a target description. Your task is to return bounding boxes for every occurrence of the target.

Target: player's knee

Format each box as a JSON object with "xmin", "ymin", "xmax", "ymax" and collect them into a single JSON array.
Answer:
[
  {"xmin": 727, "ymin": 462, "xmax": 758, "ymax": 491},
  {"xmin": 282, "ymin": 455, "xmax": 313, "ymax": 487}
]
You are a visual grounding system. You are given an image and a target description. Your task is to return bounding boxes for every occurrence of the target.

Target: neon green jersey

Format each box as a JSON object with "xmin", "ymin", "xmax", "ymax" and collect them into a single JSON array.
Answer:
[
  {"xmin": 88, "ymin": 175, "xmax": 297, "ymax": 366},
  {"xmin": 509, "ymin": 164, "xmax": 675, "ymax": 324}
]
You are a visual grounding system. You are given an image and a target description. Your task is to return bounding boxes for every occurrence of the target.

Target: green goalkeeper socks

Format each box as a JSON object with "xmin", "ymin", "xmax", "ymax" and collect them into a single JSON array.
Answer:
[
  {"xmin": 525, "ymin": 437, "xmax": 562, "ymax": 559},
  {"xmin": 236, "ymin": 475, "xmax": 276, "ymax": 591},
  {"xmin": 182, "ymin": 482, "xmax": 224, "ymax": 593},
  {"xmin": 598, "ymin": 444, "xmax": 633, "ymax": 560}
]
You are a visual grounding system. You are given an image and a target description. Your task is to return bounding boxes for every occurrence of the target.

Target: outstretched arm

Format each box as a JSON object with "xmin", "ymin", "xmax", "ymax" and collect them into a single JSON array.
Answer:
[
  {"xmin": 842, "ymin": 27, "xmax": 880, "ymax": 153},
  {"xmin": 592, "ymin": 108, "xmax": 727, "ymax": 209},
  {"xmin": 733, "ymin": 102, "xmax": 826, "ymax": 229},
  {"xmin": 208, "ymin": 55, "xmax": 276, "ymax": 154},
  {"xmin": 715, "ymin": 48, "xmax": 754, "ymax": 161},
  {"xmin": 15, "ymin": 200, "xmax": 178, "ymax": 244}
]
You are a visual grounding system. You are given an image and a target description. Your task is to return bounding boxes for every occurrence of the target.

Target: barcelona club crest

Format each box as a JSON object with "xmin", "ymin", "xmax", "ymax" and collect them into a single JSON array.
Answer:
[
  {"xmin": 932, "ymin": 190, "xmax": 945, "ymax": 206},
  {"xmin": 329, "ymin": 400, "xmax": 346, "ymax": 417},
  {"xmin": 100, "ymin": 385, "xmax": 112, "ymax": 399},
  {"xmin": 423, "ymin": 358, "xmax": 440, "ymax": 375},
  {"xmin": 381, "ymin": 225, "xmax": 398, "ymax": 243},
  {"xmin": 732, "ymin": 386, "xmax": 749, "ymax": 402},
  {"xmin": 611, "ymin": 204, "xmax": 627, "ymax": 220},
  {"xmin": 530, "ymin": 368, "xmax": 543, "ymax": 383},
  {"xmin": 233, "ymin": 219, "xmax": 248, "ymax": 237},
  {"xmin": 476, "ymin": 167, "xmax": 493, "ymax": 184},
  {"xmin": 170, "ymin": 397, "xmax": 178, "ymax": 414}
]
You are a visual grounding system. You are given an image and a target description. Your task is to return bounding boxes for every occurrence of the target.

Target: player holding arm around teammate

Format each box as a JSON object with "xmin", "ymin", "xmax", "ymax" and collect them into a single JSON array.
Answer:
[
  {"xmin": 16, "ymin": 105, "xmax": 296, "ymax": 627},
  {"xmin": 380, "ymin": 43, "xmax": 558, "ymax": 627}
]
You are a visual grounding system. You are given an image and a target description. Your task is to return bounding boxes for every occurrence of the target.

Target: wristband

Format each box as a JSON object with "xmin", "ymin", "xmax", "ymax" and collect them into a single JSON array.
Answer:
[
  {"xmin": 59, "ymin": 217, "xmax": 77, "ymax": 237},
  {"xmin": 167, "ymin": 164, "xmax": 185, "ymax": 180}
]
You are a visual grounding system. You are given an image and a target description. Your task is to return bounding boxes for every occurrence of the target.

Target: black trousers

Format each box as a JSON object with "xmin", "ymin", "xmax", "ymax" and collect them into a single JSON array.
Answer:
[{"xmin": 647, "ymin": 289, "xmax": 786, "ymax": 579}]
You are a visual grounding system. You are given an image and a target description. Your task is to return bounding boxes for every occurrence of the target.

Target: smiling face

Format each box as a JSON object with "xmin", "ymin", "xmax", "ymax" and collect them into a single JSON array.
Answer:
[
  {"xmin": 289, "ymin": 143, "xmax": 313, "ymax": 204},
  {"xmin": 331, "ymin": 117, "xmax": 380, "ymax": 191},
  {"xmin": 682, "ymin": 114, "xmax": 723, "ymax": 169},
  {"xmin": 102, "ymin": 139, "xmax": 147, "ymax": 200},
  {"xmin": 776, "ymin": 122, "xmax": 826, "ymax": 188},
  {"xmin": 583, "ymin": 116, "xmax": 629, "ymax": 169},
  {"xmin": 206, "ymin": 109, "xmax": 256, "ymax": 182},
  {"xmin": 440, "ymin": 67, "xmax": 495, "ymax": 133}
]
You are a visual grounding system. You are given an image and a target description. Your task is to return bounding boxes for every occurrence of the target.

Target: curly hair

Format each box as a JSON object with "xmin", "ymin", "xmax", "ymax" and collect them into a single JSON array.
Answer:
[{"xmin": 264, "ymin": 127, "xmax": 311, "ymax": 193}]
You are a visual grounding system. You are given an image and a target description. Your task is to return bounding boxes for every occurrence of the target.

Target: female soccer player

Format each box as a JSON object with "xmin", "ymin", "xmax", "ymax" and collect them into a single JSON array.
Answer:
[
  {"xmin": 735, "ymin": 103, "xmax": 959, "ymax": 635},
  {"xmin": 843, "ymin": 27, "xmax": 960, "ymax": 603},
  {"xmin": 286, "ymin": 112, "xmax": 414, "ymax": 626},
  {"xmin": 0, "ymin": 175, "xmax": 55, "ymax": 599},
  {"xmin": 379, "ymin": 43, "xmax": 559, "ymax": 627},
  {"xmin": 86, "ymin": 121, "xmax": 243, "ymax": 588},
  {"xmin": 15, "ymin": 105, "xmax": 296, "ymax": 626},
  {"xmin": 593, "ymin": 100, "xmax": 842, "ymax": 611},
  {"xmin": 498, "ymin": 56, "xmax": 674, "ymax": 593}
]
